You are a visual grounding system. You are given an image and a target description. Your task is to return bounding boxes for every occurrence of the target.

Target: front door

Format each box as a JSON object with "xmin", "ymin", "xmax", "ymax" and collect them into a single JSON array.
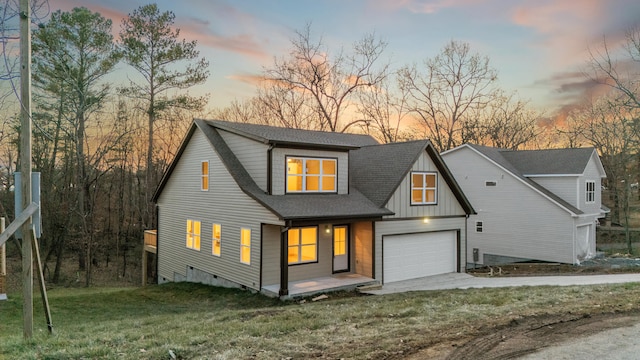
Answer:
[{"xmin": 333, "ymin": 225, "xmax": 349, "ymax": 272}]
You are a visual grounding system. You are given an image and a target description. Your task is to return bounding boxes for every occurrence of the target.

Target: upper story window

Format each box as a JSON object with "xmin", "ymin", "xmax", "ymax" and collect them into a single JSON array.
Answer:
[
  {"xmin": 476, "ymin": 221, "xmax": 483, "ymax": 233},
  {"xmin": 201, "ymin": 161, "xmax": 209, "ymax": 191},
  {"xmin": 586, "ymin": 181, "xmax": 596, "ymax": 203},
  {"xmin": 286, "ymin": 157, "xmax": 337, "ymax": 193},
  {"xmin": 411, "ymin": 172, "xmax": 437, "ymax": 205}
]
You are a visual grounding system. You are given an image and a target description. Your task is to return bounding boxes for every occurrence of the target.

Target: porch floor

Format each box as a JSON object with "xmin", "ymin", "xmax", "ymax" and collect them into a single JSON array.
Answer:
[{"xmin": 262, "ymin": 273, "xmax": 377, "ymax": 299}]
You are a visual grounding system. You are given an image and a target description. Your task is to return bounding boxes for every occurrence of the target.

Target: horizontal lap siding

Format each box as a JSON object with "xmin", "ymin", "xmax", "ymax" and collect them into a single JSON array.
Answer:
[
  {"xmin": 271, "ymin": 148, "xmax": 349, "ymax": 195},
  {"xmin": 157, "ymin": 130, "xmax": 282, "ymax": 291},
  {"xmin": 530, "ymin": 176, "xmax": 577, "ymax": 208},
  {"xmin": 443, "ymin": 148, "xmax": 576, "ymax": 265},
  {"xmin": 218, "ymin": 130, "xmax": 269, "ymax": 192},
  {"xmin": 374, "ymin": 218, "xmax": 467, "ymax": 279},
  {"xmin": 385, "ymin": 152, "xmax": 465, "ymax": 218},
  {"xmin": 580, "ymin": 157, "xmax": 604, "ymax": 215}
]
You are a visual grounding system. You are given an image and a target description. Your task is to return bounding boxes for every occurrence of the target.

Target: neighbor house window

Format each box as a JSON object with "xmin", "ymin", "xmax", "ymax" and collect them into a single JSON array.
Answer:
[
  {"xmin": 212, "ymin": 224, "xmax": 221, "ymax": 256},
  {"xmin": 201, "ymin": 161, "xmax": 209, "ymax": 191},
  {"xmin": 186, "ymin": 220, "xmax": 201, "ymax": 250},
  {"xmin": 476, "ymin": 221, "xmax": 483, "ymax": 233},
  {"xmin": 240, "ymin": 228, "xmax": 251, "ymax": 264},
  {"xmin": 288, "ymin": 227, "xmax": 318, "ymax": 264},
  {"xmin": 286, "ymin": 157, "xmax": 337, "ymax": 193},
  {"xmin": 411, "ymin": 172, "xmax": 437, "ymax": 205},
  {"xmin": 586, "ymin": 181, "xmax": 595, "ymax": 203}
]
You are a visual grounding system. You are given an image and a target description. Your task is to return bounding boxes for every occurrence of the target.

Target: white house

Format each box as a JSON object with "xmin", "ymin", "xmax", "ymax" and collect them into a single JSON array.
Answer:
[
  {"xmin": 442, "ymin": 144, "xmax": 608, "ymax": 266},
  {"xmin": 152, "ymin": 119, "xmax": 475, "ymax": 298}
]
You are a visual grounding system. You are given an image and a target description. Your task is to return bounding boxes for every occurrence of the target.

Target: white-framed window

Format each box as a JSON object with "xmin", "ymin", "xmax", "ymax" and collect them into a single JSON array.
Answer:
[
  {"xmin": 186, "ymin": 220, "xmax": 201, "ymax": 250},
  {"xmin": 212, "ymin": 224, "xmax": 221, "ymax": 256},
  {"xmin": 411, "ymin": 172, "xmax": 437, "ymax": 205},
  {"xmin": 586, "ymin": 181, "xmax": 595, "ymax": 203},
  {"xmin": 476, "ymin": 221, "xmax": 483, "ymax": 233},
  {"xmin": 288, "ymin": 227, "xmax": 318, "ymax": 264},
  {"xmin": 286, "ymin": 156, "xmax": 337, "ymax": 193},
  {"xmin": 240, "ymin": 228, "xmax": 251, "ymax": 264},
  {"xmin": 201, "ymin": 161, "xmax": 209, "ymax": 191}
]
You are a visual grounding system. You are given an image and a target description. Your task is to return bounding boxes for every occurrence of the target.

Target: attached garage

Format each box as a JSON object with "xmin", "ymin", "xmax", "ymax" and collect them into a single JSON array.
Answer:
[{"xmin": 383, "ymin": 231, "xmax": 458, "ymax": 283}]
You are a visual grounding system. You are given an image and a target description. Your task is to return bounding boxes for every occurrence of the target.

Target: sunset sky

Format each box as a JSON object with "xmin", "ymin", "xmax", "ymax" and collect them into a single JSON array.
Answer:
[{"xmin": 45, "ymin": 0, "xmax": 640, "ymax": 114}]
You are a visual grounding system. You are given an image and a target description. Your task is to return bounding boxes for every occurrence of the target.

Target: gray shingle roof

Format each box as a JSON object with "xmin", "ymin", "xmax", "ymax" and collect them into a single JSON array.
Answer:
[
  {"xmin": 200, "ymin": 119, "xmax": 379, "ymax": 149},
  {"xmin": 350, "ymin": 140, "xmax": 429, "ymax": 207},
  {"xmin": 501, "ymin": 147, "xmax": 595, "ymax": 175},
  {"xmin": 155, "ymin": 119, "xmax": 473, "ymax": 221},
  {"xmin": 351, "ymin": 140, "xmax": 475, "ymax": 214},
  {"xmin": 468, "ymin": 144, "xmax": 589, "ymax": 215},
  {"xmin": 197, "ymin": 120, "xmax": 392, "ymax": 221}
]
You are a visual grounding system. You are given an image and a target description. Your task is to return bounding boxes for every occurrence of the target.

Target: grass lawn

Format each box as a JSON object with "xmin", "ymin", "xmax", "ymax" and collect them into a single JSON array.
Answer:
[{"xmin": 1, "ymin": 282, "xmax": 640, "ymax": 359}]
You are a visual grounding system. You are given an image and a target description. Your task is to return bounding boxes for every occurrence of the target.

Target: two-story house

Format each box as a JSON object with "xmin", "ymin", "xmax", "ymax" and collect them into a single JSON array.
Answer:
[
  {"xmin": 441, "ymin": 144, "xmax": 608, "ymax": 266},
  {"xmin": 152, "ymin": 119, "xmax": 474, "ymax": 298}
]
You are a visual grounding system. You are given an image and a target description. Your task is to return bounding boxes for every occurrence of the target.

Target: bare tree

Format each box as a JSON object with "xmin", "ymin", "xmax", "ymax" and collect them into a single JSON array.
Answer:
[
  {"xmin": 473, "ymin": 92, "xmax": 543, "ymax": 150},
  {"xmin": 356, "ymin": 76, "xmax": 411, "ymax": 143},
  {"xmin": 264, "ymin": 24, "xmax": 388, "ymax": 132},
  {"xmin": 399, "ymin": 40, "xmax": 499, "ymax": 151},
  {"xmin": 587, "ymin": 25, "xmax": 640, "ymax": 110},
  {"xmin": 563, "ymin": 95, "xmax": 640, "ymax": 252}
]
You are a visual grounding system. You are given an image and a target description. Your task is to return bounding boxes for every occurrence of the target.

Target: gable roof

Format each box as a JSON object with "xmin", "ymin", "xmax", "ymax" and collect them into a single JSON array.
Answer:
[
  {"xmin": 154, "ymin": 119, "xmax": 392, "ymax": 222},
  {"xmin": 452, "ymin": 144, "xmax": 591, "ymax": 215},
  {"xmin": 201, "ymin": 119, "xmax": 379, "ymax": 150},
  {"xmin": 350, "ymin": 140, "xmax": 475, "ymax": 214},
  {"xmin": 500, "ymin": 147, "xmax": 599, "ymax": 176},
  {"xmin": 154, "ymin": 119, "xmax": 474, "ymax": 222}
]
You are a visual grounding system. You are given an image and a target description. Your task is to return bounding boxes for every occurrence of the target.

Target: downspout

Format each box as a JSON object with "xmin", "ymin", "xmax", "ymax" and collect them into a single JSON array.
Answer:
[
  {"xmin": 465, "ymin": 214, "xmax": 469, "ymax": 272},
  {"xmin": 267, "ymin": 144, "xmax": 274, "ymax": 194},
  {"xmin": 279, "ymin": 221, "xmax": 292, "ymax": 297}
]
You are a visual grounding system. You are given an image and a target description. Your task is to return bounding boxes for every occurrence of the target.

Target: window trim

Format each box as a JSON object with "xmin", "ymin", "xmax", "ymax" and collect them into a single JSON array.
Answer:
[
  {"xmin": 201, "ymin": 160, "xmax": 209, "ymax": 191},
  {"xmin": 212, "ymin": 223, "xmax": 221, "ymax": 256},
  {"xmin": 410, "ymin": 171, "xmax": 438, "ymax": 205},
  {"xmin": 586, "ymin": 180, "xmax": 596, "ymax": 204},
  {"xmin": 287, "ymin": 226, "xmax": 319, "ymax": 265},
  {"xmin": 186, "ymin": 219, "xmax": 201, "ymax": 251},
  {"xmin": 240, "ymin": 228, "xmax": 251, "ymax": 265},
  {"xmin": 285, "ymin": 156, "xmax": 338, "ymax": 194},
  {"xmin": 476, "ymin": 221, "xmax": 483, "ymax": 233}
]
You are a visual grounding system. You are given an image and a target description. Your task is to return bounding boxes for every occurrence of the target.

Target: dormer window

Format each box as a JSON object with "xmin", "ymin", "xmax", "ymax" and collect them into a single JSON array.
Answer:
[{"xmin": 286, "ymin": 156, "xmax": 337, "ymax": 193}]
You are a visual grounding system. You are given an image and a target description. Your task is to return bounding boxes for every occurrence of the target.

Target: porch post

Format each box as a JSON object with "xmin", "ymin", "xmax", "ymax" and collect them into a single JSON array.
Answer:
[{"xmin": 279, "ymin": 227, "xmax": 289, "ymax": 296}]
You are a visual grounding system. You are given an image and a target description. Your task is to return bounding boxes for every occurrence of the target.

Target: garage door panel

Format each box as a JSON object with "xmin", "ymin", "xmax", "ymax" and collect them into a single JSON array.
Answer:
[{"xmin": 383, "ymin": 231, "xmax": 456, "ymax": 283}]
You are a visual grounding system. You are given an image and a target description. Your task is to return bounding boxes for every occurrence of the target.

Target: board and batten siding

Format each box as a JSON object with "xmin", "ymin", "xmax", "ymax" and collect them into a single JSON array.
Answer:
[
  {"xmin": 384, "ymin": 151, "xmax": 466, "ymax": 218},
  {"xmin": 443, "ymin": 147, "xmax": 576, "ymax": 265},
  {"xmin": 374, "ymin": 217, "xmax": 467, "ymax": 282},
  {"xmin": 217, "ymin": 129, "xmax": 269, "ymax": 192},
  {"xmin": 261, "ymin": 222, "xmax": 341, "ymax": 286},
  {"xmin": 270, "ymin": 148, "xmax": 349, "ymax": 195},
  {"xmin": 157, "ymin": 130, "xmax": 282, "ymax": 291}
]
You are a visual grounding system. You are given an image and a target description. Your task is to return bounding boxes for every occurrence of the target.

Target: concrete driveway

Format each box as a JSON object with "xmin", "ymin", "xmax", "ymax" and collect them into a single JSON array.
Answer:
[{"xmin": 361, "ymin": 272, "xmax": 640, "ymax": 295}]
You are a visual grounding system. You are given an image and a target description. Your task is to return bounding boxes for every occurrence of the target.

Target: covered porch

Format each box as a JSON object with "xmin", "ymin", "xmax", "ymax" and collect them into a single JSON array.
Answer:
[{"xmin": 262, "ymin": 272, "xmax": 378, "ymax": 299}]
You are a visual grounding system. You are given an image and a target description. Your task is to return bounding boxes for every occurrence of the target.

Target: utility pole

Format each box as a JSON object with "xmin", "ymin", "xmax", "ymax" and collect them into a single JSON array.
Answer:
[{"xmin": 19, "ymin": 0, "xmax": 33, "ymax": 338}]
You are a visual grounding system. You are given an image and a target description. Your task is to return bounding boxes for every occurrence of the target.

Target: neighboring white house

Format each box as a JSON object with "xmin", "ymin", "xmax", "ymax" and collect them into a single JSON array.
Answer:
[
  {"xmin": 441, "ymin": 144, "xmax": 608, "ymax": 266},
  {"xmin": 152, "ymin": 119, "xmax": 475, "ymax": 298}
]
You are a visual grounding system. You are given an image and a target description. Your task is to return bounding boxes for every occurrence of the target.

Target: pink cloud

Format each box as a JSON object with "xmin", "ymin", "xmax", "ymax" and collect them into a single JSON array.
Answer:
[{"xmin": 176, "ymin": 20, "xmax": 269, "ymax": 60}]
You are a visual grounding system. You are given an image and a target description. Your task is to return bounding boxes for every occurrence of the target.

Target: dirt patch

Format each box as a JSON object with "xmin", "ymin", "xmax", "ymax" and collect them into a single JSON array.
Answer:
[
  {"xmin": 468, "ymin": 257, "xmax": 640, "ymax": 277},
  {"xmin": 408, "ymin": 311, "xmax": 640, "ymax": 360}
]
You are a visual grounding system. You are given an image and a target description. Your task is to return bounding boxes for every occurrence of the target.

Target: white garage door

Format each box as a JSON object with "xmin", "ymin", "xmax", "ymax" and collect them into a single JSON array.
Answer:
[{"xmin": 383, "ymin": 231, "xmax": 457, "ymax": 283}]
